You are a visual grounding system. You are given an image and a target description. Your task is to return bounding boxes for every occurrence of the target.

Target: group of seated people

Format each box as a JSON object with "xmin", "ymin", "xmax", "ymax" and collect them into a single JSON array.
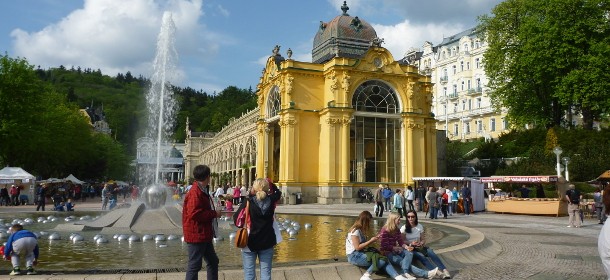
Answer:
[
  {"xmin": 54, "ymin": 199, "xmax": 75, "ymax": 211},
  {"xmin": 346, "ymin": 210, "xmax": 451, "ymax": 280}
]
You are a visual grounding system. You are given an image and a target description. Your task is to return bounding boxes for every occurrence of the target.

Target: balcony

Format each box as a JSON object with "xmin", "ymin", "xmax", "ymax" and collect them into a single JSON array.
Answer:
[
  {"xmin": 466, "ymin": 88, "xmax": 481, "ymax": 96},
  {"xmin": 447, "ymin": 93, "xmax": 459, "ymax": 100},
  {"xmin": 439, "ymin": 76, "xmax": 448, "ymax": 84}
]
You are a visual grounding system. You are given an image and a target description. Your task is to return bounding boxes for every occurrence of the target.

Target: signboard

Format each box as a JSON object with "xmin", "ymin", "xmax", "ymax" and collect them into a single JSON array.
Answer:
[
  {"xmin": 480, "ymin": 176, "xmax": 558, "ymax": 183},
  {"xmin": 0, "ymin": 179, "xmax": 15, "ymax": 184}
]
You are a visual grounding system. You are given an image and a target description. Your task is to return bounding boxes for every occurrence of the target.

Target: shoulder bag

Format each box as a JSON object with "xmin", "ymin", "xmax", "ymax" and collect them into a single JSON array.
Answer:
[{"xmin": 235, "ymin": 200, "xmax": 250, "ymax": 248}]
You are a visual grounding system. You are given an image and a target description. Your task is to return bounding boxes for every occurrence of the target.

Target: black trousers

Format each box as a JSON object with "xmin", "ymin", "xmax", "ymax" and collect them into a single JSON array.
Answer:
[
  {"xmin": 375, "ymin": 201, "xmax": 385, "ymax": 217},
  {"xmin": 186, "ymin": 241, "xmax": 219, "ymax": 280}
]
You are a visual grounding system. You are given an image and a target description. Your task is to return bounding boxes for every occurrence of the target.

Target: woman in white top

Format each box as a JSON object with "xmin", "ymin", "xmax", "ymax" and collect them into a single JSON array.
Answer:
[
  {"xmin": 406, "ymin": 186, "xmax": 415, "ymax": 211},
  {"xmin": 346, "ymin": 211, "xmax": 412, "ymax": 280},
  {"xmin": 400, "ymin": 210, "xmax": 451, "ymax": 279}
]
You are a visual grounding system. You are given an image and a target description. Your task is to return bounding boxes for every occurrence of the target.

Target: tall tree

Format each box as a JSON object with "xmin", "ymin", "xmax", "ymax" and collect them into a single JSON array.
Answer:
[{"xmin": 479, "ymin": 0, "xmax": 610, "ymax": 129}]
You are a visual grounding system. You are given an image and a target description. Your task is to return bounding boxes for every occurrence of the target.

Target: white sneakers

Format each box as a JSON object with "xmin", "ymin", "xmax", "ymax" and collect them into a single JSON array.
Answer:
[
  {"xmin": 442, "ymin": 269, "xmax": 452, "ymax": 279},
  {"xmin": 428, "ymin": 267, "xmax": 439, "ymax": 279},
  {"xmin": 360, "ymin": 273, "xmax": 373, "ymax": 280},
  {"xmin": 395, "ymin": 274, "xmax": 416, "ymax": 280}
]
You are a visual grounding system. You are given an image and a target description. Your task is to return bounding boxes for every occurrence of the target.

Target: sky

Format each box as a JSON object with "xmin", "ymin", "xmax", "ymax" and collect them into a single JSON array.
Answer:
[{"xmin": 0, "ymin": 0, "xmax": 504, "ymax": 94}]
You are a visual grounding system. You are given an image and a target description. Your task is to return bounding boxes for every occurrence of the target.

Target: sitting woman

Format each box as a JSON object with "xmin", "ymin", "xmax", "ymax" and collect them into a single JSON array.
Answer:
[
  {"xmin": 346, "ymin": 211, "xmax": 407, "ymax": 280},
  {"xmin": 400, "ymin": 210, "xmax": 451, "ymax": 279},
  {"xmin": 379, "ymin": 212, "xmax": 441, "ymax": 279}
]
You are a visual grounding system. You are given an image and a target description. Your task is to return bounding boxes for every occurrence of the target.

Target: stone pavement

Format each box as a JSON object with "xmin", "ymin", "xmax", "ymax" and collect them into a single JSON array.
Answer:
[{"xmin": 0, "ymin": 201, "xmax": 606, "ymax": 279}]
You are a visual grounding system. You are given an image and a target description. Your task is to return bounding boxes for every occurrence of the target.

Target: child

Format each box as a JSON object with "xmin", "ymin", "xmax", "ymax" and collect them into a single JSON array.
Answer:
[
  {"xmin": 66, "ymin": 199, "xmax": 75, "ymax": 211},
  {"xmin": 224, "ymin": 194, "xmax": 234, "ymax": 211},
  {"xmin": 55, "ymin": 202, "xmax": 65, "ymax": 211},
  {"xmin": 3, "ymin": 224, "xmax": 39, "ymax": 275}
]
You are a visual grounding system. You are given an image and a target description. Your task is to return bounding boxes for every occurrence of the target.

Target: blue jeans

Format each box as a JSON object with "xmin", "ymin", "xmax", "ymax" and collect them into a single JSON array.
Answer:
[
  {"xmin": 186, "ymin": 242, "xmax": 219, "ymax": 280},
  {"xmin": 413, "ymin": 248, "xmax": 446, "ymax": 270},
  {"xmin": 384, "ymin": 198, "xmax": 392, "ymax": 210},
  {"xmin": 242, "ymin": 247, "xmax": 274, "ymax": 280},
  {"xmin": 387, "ymin": 250, "xmax": 429, "ymax": 278},
  {"xmin": 347, "ymin": 251, "xmax": 399, "ymax": 278},
  {"xmin": 429, "ymin": 206, "xmax": 438, "ymax": 219},
  {"xmin": 463, "ymin": 198, "xmax": 471, "ymax": 215}
]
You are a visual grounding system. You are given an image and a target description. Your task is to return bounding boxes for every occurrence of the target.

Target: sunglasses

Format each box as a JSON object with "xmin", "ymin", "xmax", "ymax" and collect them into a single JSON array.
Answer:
[{"xmin": 407, "ymin": 215, "xmax": 416, "ymax": 218}]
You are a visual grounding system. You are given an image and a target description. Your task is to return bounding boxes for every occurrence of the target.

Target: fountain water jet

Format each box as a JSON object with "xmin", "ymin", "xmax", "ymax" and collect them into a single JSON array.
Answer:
[{"xmin": 141, "ymin": 11, "xmax": 179, "ymax": 209}]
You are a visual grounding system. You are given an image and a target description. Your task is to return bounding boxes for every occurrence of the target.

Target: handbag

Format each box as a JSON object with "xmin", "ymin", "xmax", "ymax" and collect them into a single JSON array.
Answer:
[
  {"xmin": 413, "ymin": 245, "xmax": 429, "ymax": 257},
  {"xmin": 234, "ymin": 200, "xmax": 250, "ymax": 248}
]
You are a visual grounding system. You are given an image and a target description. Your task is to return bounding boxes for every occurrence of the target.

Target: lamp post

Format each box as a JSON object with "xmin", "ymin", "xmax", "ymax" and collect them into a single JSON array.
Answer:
[
  {"xmin": 562, "ymin": 156, "xmax": 571, "ymax": 181},
  {"xmin": 553, "ymin": 146, "xmax": 563, "ymax": 177}
]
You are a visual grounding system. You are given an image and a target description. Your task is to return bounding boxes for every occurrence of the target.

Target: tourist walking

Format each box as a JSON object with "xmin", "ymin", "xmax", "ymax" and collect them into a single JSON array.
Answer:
[
  {"xmin": 405, "ymin": 186, "xmax": 415, "ymax": 212},
  {"xmin": 450, "ymin": 187, "xmax": 459, "ymax": 216},
  {"xmin": 0, "ymin": 186, "xmax": 9, "ymax": 206},
  {"xmin": 594, "ymin": 187, "xmax": 604, "ymax": 224},
  {"xmin": 9, "ymin": 185, "xmax": 19, "ymax": 206},
  {"xmin": 183, "ymin": 164, "xmax": 221, "ymax": 280},
  {"xmin": 393, "ymin": 189, "xmax": 405, "ymax": 218},
  {"xmin": 233, "ymin": 178, "xmax": 282, "ymax": 280},
  {"xmin": 426, "ymin": 187, "xmax": 440, "ymax": 219},
  {"xmin": 3, "ymin": 224, "xmax": 39, "ymax": 275},
  {"xmin": 382, "ymin": 185, "xmax": 393, "ymax": 210},
  {"xmin": 401, "ymin": 210, "xmax": 451, "ymax": 279},
  {"xmin": 461, "ymin": 185, "xmax": 472, "ymax": 215},
  {"xmin": 374, "ymin": 184, "xmax": 385, "ymax": 217},
  {"xmin": 346, "ymin": 211, "xmax": 410, "ymax": 280},
  {"xmin": 416, "ymin": 185, "xmax": 426, "ymax": 212},
  {"xmin": 565, "ymin": 184, "xmax": 582, "ymax": 228},
  {"xmin": 35, "ymin": 184, "xmax": 46, "ymax": 211}
]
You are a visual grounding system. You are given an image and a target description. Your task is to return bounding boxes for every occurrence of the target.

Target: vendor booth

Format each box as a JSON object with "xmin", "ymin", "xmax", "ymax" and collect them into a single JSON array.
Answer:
[
  {"xmin": 412, "ymin": 177, "xmax": 485, "ymax": 212},
  {"xmin": 0, "ymin": 167, "xmax": 36, "ymax": 205},
  {"xmin": 483, "ymin": 175, "xmax": 566, "ymax": 216}
]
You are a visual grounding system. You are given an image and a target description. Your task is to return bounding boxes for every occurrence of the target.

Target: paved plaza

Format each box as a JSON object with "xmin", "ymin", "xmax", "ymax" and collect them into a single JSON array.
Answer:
[{"xmin": 0, "ymin": 201, "xmax": 606, "ymax": 279}]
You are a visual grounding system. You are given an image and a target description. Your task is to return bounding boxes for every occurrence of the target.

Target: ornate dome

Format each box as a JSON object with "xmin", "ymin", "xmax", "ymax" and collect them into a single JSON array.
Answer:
[{"xmin": 312, "ymin": 1, "xmax": 378, "ymax": 64}]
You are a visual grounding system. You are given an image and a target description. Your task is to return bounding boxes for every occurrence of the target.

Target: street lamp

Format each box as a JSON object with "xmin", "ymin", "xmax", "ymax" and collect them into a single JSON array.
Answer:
[
  {"xmin": 562, "ymin": 156, "xmax": 571, "ymax": 181},
  {"xmin": 553, "ymin": 146, "xmax": 563, "ymax": 177}
]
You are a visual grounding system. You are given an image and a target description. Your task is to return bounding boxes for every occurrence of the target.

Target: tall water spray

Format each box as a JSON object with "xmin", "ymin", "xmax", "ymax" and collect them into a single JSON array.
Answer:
[{"xmin": 142, "ymin": 12, "xmax": 178, "ymax": 208}]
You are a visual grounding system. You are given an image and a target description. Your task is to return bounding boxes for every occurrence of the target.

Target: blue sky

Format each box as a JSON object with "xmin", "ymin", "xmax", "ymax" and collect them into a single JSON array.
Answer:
[{"xmin": 0, "ymin": 0, "xmax": 503, "ymax": 94}]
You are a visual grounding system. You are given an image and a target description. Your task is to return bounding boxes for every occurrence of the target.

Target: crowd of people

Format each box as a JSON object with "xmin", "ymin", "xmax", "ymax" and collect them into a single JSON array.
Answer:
[{"xmin": 373, "ymin": 184, "xmax": 472, "ymax": 219}]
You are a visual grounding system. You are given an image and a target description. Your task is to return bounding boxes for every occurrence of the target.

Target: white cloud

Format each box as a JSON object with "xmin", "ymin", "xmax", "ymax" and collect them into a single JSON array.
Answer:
[
  {"xmin": 374, "ymin": 21, "xmax": 466, "ymax": 59},
  {"xmin": 10, "ymin": 0, "xmax": 215, "ymax": 88}
]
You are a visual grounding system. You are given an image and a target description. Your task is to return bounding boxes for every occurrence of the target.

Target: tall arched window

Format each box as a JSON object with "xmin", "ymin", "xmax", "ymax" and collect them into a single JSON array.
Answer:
[
  {"xmin": 266, "ymin": 86, "xmax": 281, "ymax": 119},
  {"xmin": 350, "ymin": 80, "xmax": 401, "ymax": 183}
]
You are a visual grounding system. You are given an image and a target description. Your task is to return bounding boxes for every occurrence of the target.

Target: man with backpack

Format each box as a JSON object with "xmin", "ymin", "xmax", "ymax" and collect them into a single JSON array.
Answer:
[{"xmin": 565, "ymin": 184, "xmax": 582, "ymax": 228}]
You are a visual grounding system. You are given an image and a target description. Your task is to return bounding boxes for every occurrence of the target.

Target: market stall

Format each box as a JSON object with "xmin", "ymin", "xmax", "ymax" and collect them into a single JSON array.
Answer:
[
  {"xmin": 412, "ymin": 177, "xmax": 485, "ymax": 212},
  {"xmin": 0, "ymin": 167, "xmax": 37, "ymax": 205},
  {"xmin": 483, "ymin": 175, "xmax": 566, "ymax": 216}
]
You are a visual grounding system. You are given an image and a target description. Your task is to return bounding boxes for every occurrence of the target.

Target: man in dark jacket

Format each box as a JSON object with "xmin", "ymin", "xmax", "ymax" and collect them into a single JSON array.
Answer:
[{"xmin": 182, "ymin": 165, "xmax": 221, "ymax": 280}]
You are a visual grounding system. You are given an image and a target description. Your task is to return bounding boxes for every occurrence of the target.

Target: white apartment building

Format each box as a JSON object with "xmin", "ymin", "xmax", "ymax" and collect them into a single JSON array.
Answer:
[{"xmin": 403, "ymin": 28, "xmax": 509, "ymax": 141}]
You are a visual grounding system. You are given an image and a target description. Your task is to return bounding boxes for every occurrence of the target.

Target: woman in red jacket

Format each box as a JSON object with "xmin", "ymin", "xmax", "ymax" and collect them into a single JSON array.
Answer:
[{"xmin": 182, "ymin": 165, "xmax": 221, "ymax": 280}]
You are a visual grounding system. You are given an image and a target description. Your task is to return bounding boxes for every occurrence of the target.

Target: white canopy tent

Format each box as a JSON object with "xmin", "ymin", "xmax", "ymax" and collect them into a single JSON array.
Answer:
[
  {"xmin": 64, "ymin": 174, "xmax": 85, "ymax": 184},
  {"xmin": 0, "ymin": 167, "xmax": 36, "ymax": 204}
]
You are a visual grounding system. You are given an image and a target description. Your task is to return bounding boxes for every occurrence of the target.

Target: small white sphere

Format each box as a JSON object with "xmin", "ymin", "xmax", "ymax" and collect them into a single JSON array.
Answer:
[
  {"xmin": 304, "ymin": 223, "xmax": 312, "ymax": 229},
  {"xmin": 229, "ymin": 232, "xmax": 236, "ymax": 240},
  {"xmin": 128, "ymin": 235, "xmax": 140, "ymax": 242},
  {"xmin": 72, "ymin": 235, "xmax": 84, "ymax": 242},
  {"xmin": 142, "ymin": 234, "xmax": 154, "ymax": 241},
  {"xmin": 48, "ymin": 233, "xmax": 61, "ymax": 240},
  {"xmin": 96, "ymin": 237, "xmax": 109, "ymax": 244},
  {"xmin": 155, "ymin": 234, "xmax": 166, "ymax": 242}
]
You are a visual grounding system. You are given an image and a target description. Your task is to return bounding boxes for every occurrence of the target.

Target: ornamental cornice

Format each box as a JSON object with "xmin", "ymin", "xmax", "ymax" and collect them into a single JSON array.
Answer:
[
  {"xmin": 285, "ymin": 75, "xmax": 294, "ymax": 95},
  {"xmin": 278, "ymin": 119, "xmax": 297, "ymax": 128}
]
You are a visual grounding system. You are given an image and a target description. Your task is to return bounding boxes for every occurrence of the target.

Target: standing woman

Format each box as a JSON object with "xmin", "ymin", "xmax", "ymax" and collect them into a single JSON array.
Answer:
[
  {"xmin": 599, "ymin": 185, "xmax": 610, "ymax": 278},
  {"xmin": 393, "ymin": 189, "xmax": 405, "ymax": 218},
  {"xmin": 401, "ymin": 210, "xmax": 451, "ymax": 279},
  {"xmin": 426, "ymin": 187, "xmax": 439, "ymax": 219},
  {"xmin": 346, "ymin": 211, "xmax": 406, "ymax": 280},
  {"xmin": 379, "ymin": 213, "xmax": 440, "ymax": 279},
  {"xmin": 406, "ymin": 186, "xmax": 415, "ymax": 212},
  {"xmin": 233, "ymin": 178, "xmax": 281, "ymax": 280}
]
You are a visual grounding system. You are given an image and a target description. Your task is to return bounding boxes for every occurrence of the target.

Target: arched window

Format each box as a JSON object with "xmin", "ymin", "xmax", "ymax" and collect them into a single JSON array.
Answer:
[
  {"xmin": 350, "ymin": 80, "xmax": 401, "ymax": 183},
  {"xmin": 351, "ymin": 80, "xmax": 398, "ymax": 113},
  {"xmin": 266, "ymin": 86, "xmax": 281, "ymax": 119}
]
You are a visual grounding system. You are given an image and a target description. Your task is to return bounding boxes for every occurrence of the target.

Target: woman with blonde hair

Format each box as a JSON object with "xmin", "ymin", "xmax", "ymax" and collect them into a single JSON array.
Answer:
[
  {"xmin": 379, "ymin": 212, "xmax": 441, "ymax": 279},
  {"xmin": 346, "ymin": 211, "xmax": 406, "ymax": 280},
  {"xmin": 232, "ymin": 178, "xmax": 281, "ymax": 280}
]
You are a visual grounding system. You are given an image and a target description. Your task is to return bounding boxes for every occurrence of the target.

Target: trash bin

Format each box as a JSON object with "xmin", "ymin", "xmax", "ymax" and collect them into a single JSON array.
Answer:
[
  {"xmin": 295, "ymin": 192, "xmax": 302, "ymax": 204},
  {"xmin": 288, "ymin": 193, "xmax": 297, "ymax": 205}
]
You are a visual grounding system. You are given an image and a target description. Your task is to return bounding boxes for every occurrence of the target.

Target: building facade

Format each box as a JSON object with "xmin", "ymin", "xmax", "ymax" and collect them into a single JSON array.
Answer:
[
  {"xmin": 135, "ymin": 137, "xmax": 185, "ymax": 185},
  {"xmin": 184, "ymin": 2, "xmax": 439, "ymax": 203},
  {"xmin": 405, "ymin": 28, "xmax": 510, "ymax": 141}
]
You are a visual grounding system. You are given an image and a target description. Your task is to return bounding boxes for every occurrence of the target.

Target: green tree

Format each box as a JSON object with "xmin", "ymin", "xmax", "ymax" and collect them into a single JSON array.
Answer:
[{"xmin": 479, "ymin": 0, "xmax": 610, "ymax": 129}]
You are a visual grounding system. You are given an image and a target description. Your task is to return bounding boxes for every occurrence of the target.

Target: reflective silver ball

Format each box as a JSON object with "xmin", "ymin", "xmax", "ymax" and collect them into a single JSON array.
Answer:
[
  {"xmin": 96, "ymin": 237, "xmax": 109, "ymax": 244},
  {"xmin": 142, "ymin": 183, "xmax": 168, "ymax": 209},
  {"xmin": 128, "ymin": 235, "xmax": 141, "ymax": 242},
  {"xmin": 142, "ymin": 234, "xmax": 154, "ymax": 241},
  {"xmin": 48, "ymin": 233, "xmax": 61, "ymax": 240},
  {"xmin": 304, "ymin": 223, "xmax": 312, "ymax": 229}
]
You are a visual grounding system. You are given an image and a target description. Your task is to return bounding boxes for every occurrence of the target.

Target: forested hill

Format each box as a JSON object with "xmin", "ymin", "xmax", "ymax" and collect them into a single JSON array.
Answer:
[{"xmin": 36, "ymin": 65, "xmax": 257, "ymax": 155}]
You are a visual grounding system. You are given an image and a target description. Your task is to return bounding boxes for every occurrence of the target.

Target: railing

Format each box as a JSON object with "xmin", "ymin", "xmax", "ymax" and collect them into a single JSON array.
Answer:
[
  {"xmin": 447, "ymin": 93, "xmax": 459, "ymax": 100},
  {"xmin": 439, "ymin": 76, "xmax": 448, "ymax": 83}
]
